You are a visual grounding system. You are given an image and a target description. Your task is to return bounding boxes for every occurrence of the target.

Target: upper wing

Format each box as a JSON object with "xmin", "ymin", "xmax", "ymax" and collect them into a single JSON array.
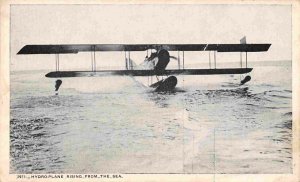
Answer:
[
  {"xmin": 205, "ymin": 44, "xmax": 271, "ymax": 52},
  {"xmin": 17, "ymin": 44, "xmax": 271, "ymax": 54}
]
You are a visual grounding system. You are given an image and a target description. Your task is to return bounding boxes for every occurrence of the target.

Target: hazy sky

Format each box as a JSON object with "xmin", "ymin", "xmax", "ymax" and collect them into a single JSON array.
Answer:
[{"xmin": 11, "ymin": 4, "xmax": 291, "ymax": 71}]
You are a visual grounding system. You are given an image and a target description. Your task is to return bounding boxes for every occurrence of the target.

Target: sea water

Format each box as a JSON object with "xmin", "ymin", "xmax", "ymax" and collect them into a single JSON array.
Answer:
[{"xmin": 10, "ymin": 61, "xmax": 292, "ymax": 174}]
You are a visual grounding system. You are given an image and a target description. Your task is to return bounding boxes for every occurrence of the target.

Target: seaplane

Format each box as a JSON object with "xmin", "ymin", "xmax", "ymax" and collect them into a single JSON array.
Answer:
[{"xmin": 17, "ymin": 37, "xmax": 271, "ymax": 92}]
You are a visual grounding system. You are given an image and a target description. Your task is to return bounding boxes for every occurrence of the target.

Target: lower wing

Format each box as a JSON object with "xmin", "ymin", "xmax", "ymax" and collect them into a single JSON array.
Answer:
[{"xmin": 45, "ymin": 68, "xmax": 253, "ymax": 78}]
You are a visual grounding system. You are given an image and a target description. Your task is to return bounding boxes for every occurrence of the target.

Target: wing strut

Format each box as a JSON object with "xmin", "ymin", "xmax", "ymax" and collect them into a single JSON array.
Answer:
[
  {"xmin": 90, "ymin": 45, "xmax": 97, "ymax": 72},
  {"xmin": 55, "ymin": 54, "xmax": 60, "ymax": 71},
  {"xmin": 124, "ymin": 51, "xmax": 126, "ymax": 70},
  {"xmin": 94, "ymin": 45, "xmax": 96, "ymax": 72},
  {"xmin": 214, "ymin": 51, "xmax": 217, "ymax": 69},
  {"xmin": 240, "ymin": 52, "xmax": 242, "ymax": 68},
  {"xmin": 246, "ymin": 52, "xmax": 248, "ymax": 68},
  {"xmin": 129, "ymin": 51, "xmax": 132, "ymax": 70},
  {"xmin": 124, "ymin": 51, "xmax": 132, "ymax": 70},
  {"xmin": 91, "ymin": 48, "xmax": 94, "ymax": 71},
  {"xmin": 183, "ymin": 51, "xmax": 185, "ymax": 69},
  {"xmin": 177, "ymin": 51, "xmax": 181, "ymax": 69},
  {"xmin": 208, "ymin": 51, "xmax": 211, "ymax": 69}
]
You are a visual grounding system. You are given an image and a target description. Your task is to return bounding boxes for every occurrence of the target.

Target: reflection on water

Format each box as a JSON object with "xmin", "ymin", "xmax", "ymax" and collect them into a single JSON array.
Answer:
[{"xmin": 10, "ymin": 64, "xmax": 292, "ymax": 174}]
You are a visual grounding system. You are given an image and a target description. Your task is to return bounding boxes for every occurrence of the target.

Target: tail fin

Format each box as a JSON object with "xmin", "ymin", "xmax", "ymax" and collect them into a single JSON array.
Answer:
[{"xmin": 240, "ymin": 36, "xmax": 247, "ymax": 44}]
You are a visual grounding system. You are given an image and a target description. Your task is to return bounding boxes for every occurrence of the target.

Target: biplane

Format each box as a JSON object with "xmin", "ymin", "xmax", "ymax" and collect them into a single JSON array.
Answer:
[{"xmin": 17, "ymin": 38, "xmax": 271, "ymax": 92}]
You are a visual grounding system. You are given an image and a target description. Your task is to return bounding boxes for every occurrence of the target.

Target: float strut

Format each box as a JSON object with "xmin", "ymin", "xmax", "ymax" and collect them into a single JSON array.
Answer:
[{"xmin": 55, "ymin": 79, "xmax": 62, "ymax": 95}]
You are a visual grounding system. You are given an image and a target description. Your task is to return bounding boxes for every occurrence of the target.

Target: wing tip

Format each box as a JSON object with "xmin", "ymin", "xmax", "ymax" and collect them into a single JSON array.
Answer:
[{"xmin": 17, "ymin": 45, "xmax": 29, "ymax": 55}]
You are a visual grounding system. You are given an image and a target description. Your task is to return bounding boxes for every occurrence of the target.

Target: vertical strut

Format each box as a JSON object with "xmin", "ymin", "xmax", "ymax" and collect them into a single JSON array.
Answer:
[
  {"xmin": 178, "ymin": 51, "xmax": 181, "ymax": 69},
  {"xmin": 183, "ymin": 51, "xmax": 185, "ymax": 69},
  {"xmin": 246, "ymin": 52, "xmax": 248, "ymax": 68},
  {"xmin": 129, "ymin": 51, "xmax": 132, "ymax": 70},
  {"xmin": 58, "ymin": 54, "xmax": 59, "ymax": 71},
  {"xmin": 214, "ymin": 51, "xmax": 216, "ymax": 69},
  {"xmin": 91, "ymin": 49, "xmax": 94, "ymax": 71},
  {"xmin": 94, "ymin": 45, "xmax": 96, "ymax": 72},
  {"xmin": 55, "ymin": 54, "xmax": 57, "ymax": 71},
  {"xmin": 127, "ymin": 52, "xmax": 129, "ymax": 70},
  {"xmin": 55, "ymin": 54, "xmax": 60, "ymax": 71},
  {"xmin": 56, "ymin": 46, "xmax": 60, "ymax": 72},
  {"xmin": 125, "ymin": 51, "xmax": 128, "ymax": 70},
  {"xmin": 128, "ymin": 51, "xmax": 130, "ymax": 69},
  {"xmin": 209, "ymin": 51, "xmax": 211, "ymax": 69},
  {"xmin": 240, "ymin": 52, "xmax": 243, "ymax": 68}
]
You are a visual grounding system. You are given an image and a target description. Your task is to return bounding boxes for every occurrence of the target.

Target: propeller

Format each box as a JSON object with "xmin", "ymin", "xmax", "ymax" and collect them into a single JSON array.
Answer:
[{"xmin": 170, "ymin": 56, "xmax": 178, "ymax": 60}]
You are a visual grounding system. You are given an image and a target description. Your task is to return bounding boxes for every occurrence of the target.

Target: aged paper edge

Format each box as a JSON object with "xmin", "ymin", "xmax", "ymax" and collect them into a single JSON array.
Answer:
[{"xmin": 0, "ymin": 0, "xmax": 299, "ymax": 182}]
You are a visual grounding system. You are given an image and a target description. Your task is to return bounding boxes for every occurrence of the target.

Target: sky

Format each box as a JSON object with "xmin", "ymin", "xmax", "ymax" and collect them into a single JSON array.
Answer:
[{"xmin": 10, "ymin": 4, "xmax": 292, "ymax": 71}]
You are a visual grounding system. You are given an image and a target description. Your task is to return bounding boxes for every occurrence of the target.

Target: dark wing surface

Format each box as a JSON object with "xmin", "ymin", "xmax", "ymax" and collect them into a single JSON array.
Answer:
[
  {"xmin": 45, "ymin": 68, "xmax": 253, "ymax": 78},
  {"xmin": 17, "ymin": 44, "xmax": 271, "ymax": 54},
  {"xmin": 206, "ymin": 44, "xmax": 271, "ymax": 52}
]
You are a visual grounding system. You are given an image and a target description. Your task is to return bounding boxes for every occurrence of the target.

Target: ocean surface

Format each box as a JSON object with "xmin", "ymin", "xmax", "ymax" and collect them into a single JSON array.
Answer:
[{"xmin": 10, "ymin": 61, "xmax": 292, "ymax": 174}]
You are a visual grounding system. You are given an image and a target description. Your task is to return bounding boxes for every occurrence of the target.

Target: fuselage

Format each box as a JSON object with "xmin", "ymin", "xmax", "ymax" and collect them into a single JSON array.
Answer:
[
  {"xmin": 148, "ymin": 49, "xmax": 177, "ymax": 91},
  {"xmin": 154, "ymin": 49, "xmax": 170, "ymax": 71}
]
